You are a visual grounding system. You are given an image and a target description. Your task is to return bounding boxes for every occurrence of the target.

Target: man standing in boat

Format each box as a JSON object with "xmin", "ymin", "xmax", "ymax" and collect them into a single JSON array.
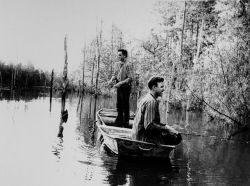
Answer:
[
  {"xmin": 132, "ymin": 76, "xmax": 182, "ymax": 145},
  {"xmin": 108, "ymin": 49, "xmax": 133, "ymax": 128}
]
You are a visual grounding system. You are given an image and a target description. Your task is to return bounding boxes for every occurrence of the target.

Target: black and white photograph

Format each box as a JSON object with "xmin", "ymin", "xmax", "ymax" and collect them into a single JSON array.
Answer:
[{"xmin": 0, "ymin": 0, "xmax": 250, "ymax": 185}]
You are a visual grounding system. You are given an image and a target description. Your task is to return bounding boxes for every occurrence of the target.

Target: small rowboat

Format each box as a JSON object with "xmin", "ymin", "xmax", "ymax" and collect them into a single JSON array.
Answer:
[{"xmin": 96, "ymin": 108, "xmax": 175, "ymax": 159}]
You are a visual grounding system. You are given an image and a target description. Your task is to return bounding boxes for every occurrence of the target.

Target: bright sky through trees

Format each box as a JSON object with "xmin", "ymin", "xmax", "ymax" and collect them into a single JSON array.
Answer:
[{"xmin": 0, "ymin": 0, "xmax": 158, "ymax": 72}]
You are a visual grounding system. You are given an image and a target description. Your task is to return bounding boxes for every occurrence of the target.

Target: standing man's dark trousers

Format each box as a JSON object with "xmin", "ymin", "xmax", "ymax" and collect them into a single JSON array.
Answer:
[{"xmin": 115, "ymin": 84, "xmax": 131, "ymax": 128}]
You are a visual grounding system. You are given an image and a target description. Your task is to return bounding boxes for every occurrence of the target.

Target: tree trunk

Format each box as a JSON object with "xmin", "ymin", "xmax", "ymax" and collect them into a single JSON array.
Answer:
[
  {"xmin": 166, "ymin": 1, "xmax": 187, "ymax": 121},
  {"xmin": 0, "ymin": 71, "xmax": 2, "ymax": 89},
  {"xmin": 61, "ymin": 36, "xmax": 68, "ymax": 115},
  {"xmin": 10, "ymin": 68, "xmax": 14, "ymax": 93},
  {"xmin": 58, "ymin": 36, "xmax": 68, "ymax": 138},
  {"xmin": 50, "ymin": 69, "xmax": 54, "ymax": 112},
  {"xmin": 195, "ymin": 18, "xmax": 200, "ymax": 50},
  {"xmin": 186, "ymin": 17, "xmax": 204, "ymax": 111},
  {"xmin": 82, "ymin": 44, "xmax": 86, "ymax": 95},
  {"xmin": 91, "ymin": 59, "xmax": 95, "ymax": 87},
  {"xmin": 95, "ymin": 53, "xmax": 101, "ymax": 97},
  {"xmin": 13, "ymin": 68, "xmax": 16, "ymax": 90},
  {"xmin": 180, "ymin": 0, "xmax": 187, "ymax": 61},
  {"xmin": 110, "ymin": 24, "xmax": 114, "ymax": 78}
]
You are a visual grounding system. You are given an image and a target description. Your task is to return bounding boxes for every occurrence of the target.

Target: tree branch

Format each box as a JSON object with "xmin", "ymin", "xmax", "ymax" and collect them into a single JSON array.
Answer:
[{"xmin": 191, "ymin": 92, "xmax": 242, "ymax": 126}]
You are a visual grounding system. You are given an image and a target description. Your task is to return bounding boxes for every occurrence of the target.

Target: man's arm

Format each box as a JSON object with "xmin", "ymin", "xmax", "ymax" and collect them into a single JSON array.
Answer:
[
  {"xmin": 108, "ymin": 63, "xmax": 118, "ymax": 85},
  {"xmin": 114, "ymin": 63, "xmax": 133, "ymax": 87},
  {"xmin": 107, "ymin": 76, "xmax": 116, "ymax": 87},
  {"xmin": 147, "ymin": 122, "xmax": 167, "ymax": 132},
  {"xmin": 164, "ymin": 124, "xmax": 179, "ymax": 134},
  {"xmin": 147, "ymin": 122, "xmax": 179, "ymax": 134},
  {"xmin": 108, "ymin": 76, "xmax": 116, "ymax": 84},
  {"xmin": 114, "ymin": 77, "xmax": 132, "ymax": 87}
]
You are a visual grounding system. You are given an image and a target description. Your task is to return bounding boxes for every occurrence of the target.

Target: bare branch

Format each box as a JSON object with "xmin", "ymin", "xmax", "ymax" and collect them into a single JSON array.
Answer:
[{"xmin": 192, "ymin": 92, "xmax": 243, "ymax": 126}]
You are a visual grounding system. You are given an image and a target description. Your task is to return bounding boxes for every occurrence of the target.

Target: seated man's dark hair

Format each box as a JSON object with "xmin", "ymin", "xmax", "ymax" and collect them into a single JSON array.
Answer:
[
  {"xmin": 118, "ymin": 49, "xmax": 128, "ymax": 57},
  {"xmin": 147, "ymin": 76, "xmax": 164, "ymax": 90}
]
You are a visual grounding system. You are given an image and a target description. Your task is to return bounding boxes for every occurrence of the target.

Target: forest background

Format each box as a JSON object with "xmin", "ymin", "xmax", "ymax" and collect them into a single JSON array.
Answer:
[{"xmin": 0, "ymin": 0, "xmax": 249, "ymax": 139}]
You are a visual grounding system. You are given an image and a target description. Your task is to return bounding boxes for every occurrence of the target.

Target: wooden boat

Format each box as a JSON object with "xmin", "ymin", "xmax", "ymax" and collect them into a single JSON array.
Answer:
[{"xmin": 96, "ymin": 108, "xmax": 175, "ymax": 159}]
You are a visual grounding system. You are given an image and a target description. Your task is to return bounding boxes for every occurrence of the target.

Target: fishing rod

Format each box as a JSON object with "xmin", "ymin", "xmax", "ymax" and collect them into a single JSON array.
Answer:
[{"xmin": 179, "ymin": 131, "xmax": 250, "ymax": 143}]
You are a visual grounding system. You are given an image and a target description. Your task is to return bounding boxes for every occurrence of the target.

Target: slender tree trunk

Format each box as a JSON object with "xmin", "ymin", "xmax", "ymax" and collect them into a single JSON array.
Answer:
[
  {"xmin": 110, "ymin": 24, "xmax": 114, "ymax": 78},
  {"xmin": 191, "ymin": 19, "xmax": 194, "ymax": 42},
  {"xmin": 95, "ymin": 26, "xmax": 102, "ymax": 97},
  {"xmin": 50, "ymin": 69, "xmax": 54, "ymax": 112},
  {"xmin": 180, "ymin": 0, "xmax": 187, "ymax": 61},
  {"xmin": 170, "ymin": 35, "xmax": 173, "ymax": 50},
  {"xmin": 95, "ymin": 53, "xmax": 101, "ymax": 97},
  {"xmin": 77, "ymin": 44, "xmax": 86, "ymax": 113},
  {"xmin": 82, "ymin": 43, "xmax": 86, "ymax": 95},
  {"xmin": 91, "ymin": 58, "xmax": 95, "ymax": 88},
  {"xmin": 178, "ymin": 0, "xmax": 187, "ymax": 90},
  {"xmin": 195, "ymin": 18, "xmax": 200, "ymax": 50},
  {"xmin": 58, "ymin": 35, "xmax": 68, "ymax": 138},
  {"xmin": 10, "ymin": 68, "xmax": 14, "ymax": 93},
  {"xmin": 13, "ymin": 68, "xmax": 16, "ymax": 90},
  {"xmin": 44, "ymin": 73, "xmax": 46, "ymax": 86},
  {"xmin": 61, "ymin": 36, "xmax": 68, "ymax": 115},
  {"xmin": 0, "ymin": 71, "xmax": 2, "ymax": 89},
  {"xmin": 77, "ymin": 81, "xmax": 82, "ymax": 112}
]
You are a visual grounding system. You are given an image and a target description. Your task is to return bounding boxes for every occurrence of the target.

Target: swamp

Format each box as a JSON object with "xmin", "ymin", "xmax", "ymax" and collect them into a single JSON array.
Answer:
[{"xmin": 1, "ymin": 0, "xmax": 250, "ymax": 185}]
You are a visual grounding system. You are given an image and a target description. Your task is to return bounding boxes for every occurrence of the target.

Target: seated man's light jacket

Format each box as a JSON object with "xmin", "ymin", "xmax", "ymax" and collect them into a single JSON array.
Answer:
[{"xmin": 132, "ymin": 93, "xmax": 161, "ymax": 143}]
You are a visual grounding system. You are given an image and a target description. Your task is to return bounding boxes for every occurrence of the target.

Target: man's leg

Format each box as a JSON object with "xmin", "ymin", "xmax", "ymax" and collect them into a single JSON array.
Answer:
[
  {"xmin": 123, "ymin": 86, "xmax": 131, "ymax": 128},
  {"xmin": 115, "ymin": 87, "xmax": 123, "ymax": 127}
]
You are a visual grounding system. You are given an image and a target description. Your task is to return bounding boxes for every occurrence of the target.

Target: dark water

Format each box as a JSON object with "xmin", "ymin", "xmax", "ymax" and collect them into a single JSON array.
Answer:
[{"xmin": 1, "ymin": 93, "xmax": 250, "ymax": 186}]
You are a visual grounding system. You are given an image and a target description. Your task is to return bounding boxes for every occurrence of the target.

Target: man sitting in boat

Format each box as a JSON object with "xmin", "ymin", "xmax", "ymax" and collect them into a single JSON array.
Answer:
[{"xmin": 131, "ymin": 76, "xmax": 182, "ymax": 145}]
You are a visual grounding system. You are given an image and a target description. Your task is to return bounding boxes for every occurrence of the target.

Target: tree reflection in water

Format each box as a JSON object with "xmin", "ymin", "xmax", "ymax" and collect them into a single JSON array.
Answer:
[
  {"xmin": 101, "ymin": 151, "xmax": 181, "ymax": 186},
  {"xmin": 51, "ymin": 137, "xmax": 64, "ymax": 160},
  {"xmin": 54, "ymin": 94, "xmax": 250, "ymax": 185},
  {"xmin": 77, "ymin": 95, "xmax": 97, "ymax": 146}
]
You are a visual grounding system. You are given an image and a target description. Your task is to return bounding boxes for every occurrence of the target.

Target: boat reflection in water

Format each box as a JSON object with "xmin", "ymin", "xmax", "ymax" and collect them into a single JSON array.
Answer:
[{"xmin": 100, "ymin": 143, "xmax": 180, "ymax": 186}]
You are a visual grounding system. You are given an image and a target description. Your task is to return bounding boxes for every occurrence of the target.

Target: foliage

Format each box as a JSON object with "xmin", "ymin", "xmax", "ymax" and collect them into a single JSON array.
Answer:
[
  {"xmin": 137, "ymin": 0, "xmax": 249, "ymax": 135},
  {"xmin": 196, "ymin": 0, "xmax": 250, "ymax": 127},
  {"xmin": 0, "ymin": 62, "xmax": 50, "ymax": 90},
  {"xmin": 2, "ymin": 0, "xmax": 248, "ymax": 137},
  {"xmin": 0, "ymin": 62, "xmax": 77, "ymax": 92}
]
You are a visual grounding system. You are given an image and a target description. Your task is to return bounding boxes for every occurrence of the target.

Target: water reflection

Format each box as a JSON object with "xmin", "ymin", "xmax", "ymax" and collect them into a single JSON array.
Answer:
[
  {"xmin": 100, "ymin": 149, "xmax": 182, "ymax": 186},
  {"xmin": 0, "ymin": 89, "xmax": 41, "ymax": 101},
  {"xmin": 77, "ymin": 95, "xmax": 96, "ymax": 146},
  {"xmin": 57, "ymin": 89, "xmax": 69, "ymax": 138},
  {"xmin": 51, "ymin": 137, "xmax": 64, "ymax": 159},
  {"xmin": 75, "ymin": 94, "xmax": 250, "ymax": 185},
  {"xmin": 176, "ymin": 135, "xmax": 250, "ymax": 185},
  {"xmin": 1, "ymin": 93, "xmax": 250, "ymax": 186}
]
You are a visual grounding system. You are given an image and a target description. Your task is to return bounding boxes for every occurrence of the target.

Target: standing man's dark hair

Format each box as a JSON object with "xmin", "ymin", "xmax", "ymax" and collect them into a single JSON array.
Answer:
[
  {"xmin": 147, "ymin": 77, "xmax": 164, "ymax": 90},
  {"xmin": 118, "ymin": 49, "xmax": 128, "ymax": 58}
]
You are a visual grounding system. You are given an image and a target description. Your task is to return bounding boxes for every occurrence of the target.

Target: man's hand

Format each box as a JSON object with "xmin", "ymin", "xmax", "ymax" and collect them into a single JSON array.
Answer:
[
  {"xmin": 107, "ymin": 79, "xmax": 116, "ymax": 88},
  {"xmin": 114, "ymin": 82, "xmax": 122, "ymax": 88},
  {"xmin": 107, "ymin": 79, "xmax": 112, "ymax": 86},
  {"xmin": 164, "ymin": 124, "xmax": 179, "ymax": 135}
]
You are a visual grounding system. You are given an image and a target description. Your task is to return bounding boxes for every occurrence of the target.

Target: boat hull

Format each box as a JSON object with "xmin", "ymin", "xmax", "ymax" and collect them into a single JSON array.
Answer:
[{"xmin": 116, "ymin": 138, "xmax": 174, "ymax": 159}]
